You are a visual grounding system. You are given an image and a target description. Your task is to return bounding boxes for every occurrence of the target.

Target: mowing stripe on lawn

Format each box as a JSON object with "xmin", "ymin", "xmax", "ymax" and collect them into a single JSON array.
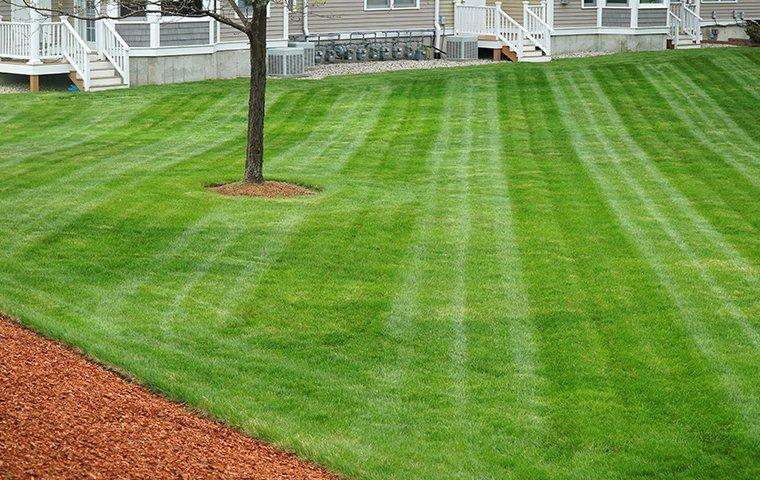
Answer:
[
  {"xmin": 637, "ymin": 67, "xmax": 760, "ymax": 186},
  {"xmin": 567, "ymin": 73, "xmax": 760, "ymax": 347},
  {"xmin": 581, "ymin": 70, "xmax": 758, "ymax": 287},
  {"xmin": 0, "ymin": 94, "xmax": 248, "ymax": 257},
  {"xmin": 652, "ymin": 63, "xmax": 760, "ymax": 157},
  {"xmin": 591, "ymin": 63, "xmax": 760, "ymax": 241},
  {"xmin": 550, "ymin": 71, "xmax": 759, "ymax": 438}
]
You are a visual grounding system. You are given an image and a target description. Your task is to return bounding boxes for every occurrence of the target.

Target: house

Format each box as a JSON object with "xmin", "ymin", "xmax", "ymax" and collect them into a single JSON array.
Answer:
[{"xmin": 0, "ymin": 0, "xmax": 757, "ymax": 91}]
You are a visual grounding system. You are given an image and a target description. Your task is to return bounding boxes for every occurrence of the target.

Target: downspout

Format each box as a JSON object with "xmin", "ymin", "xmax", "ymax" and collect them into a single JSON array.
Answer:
[
  {"xmin": 434, "ymin": 0, "xmax": 442, "ymax": 50},
  {"xmin": 303, "ymin": 0, "xmax": 310, "ymax": 36}
]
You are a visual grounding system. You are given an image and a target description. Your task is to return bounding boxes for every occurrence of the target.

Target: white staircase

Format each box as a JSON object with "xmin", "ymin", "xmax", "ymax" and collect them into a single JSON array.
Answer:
[
  {"xmin": 61, "ymin": 16, "xmax": 130, "ymax": 92},
  {"xmin": 453, "ymin": 0, "xmax": 553, "ymax": 62},
  {"xmin": 70, "ymin": 53, "xmax": 128, "ymax": 91},
  {"xmin": 668, "ymin": 1, "xmax": 702, "ymax": 49}
]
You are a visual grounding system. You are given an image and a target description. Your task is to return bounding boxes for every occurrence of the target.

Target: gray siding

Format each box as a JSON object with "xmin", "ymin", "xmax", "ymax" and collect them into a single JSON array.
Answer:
[
  {"xmin": 0, "ymin": 2, "xmax": 12, "ymax": 20},
  {"xmin": 116, "ymin": 23, "xmax": 150, "ymax": 47},
  {"xmin": 702, "ymin": 0, "xmax": 760, "ymax": 22},
  {"xmin": 160, "ymin": 21, "xmax": 211, "ymax": 46},
  {"xmin": 306, "ymin": 0, "xmax": 437, "ymax": 34},
  {"xmin": 601, "ymin": 7, "xmax": 631, "ymax": 26},
  {"xmin": 554, "ymin": 1, "xmax": 598, "ymax": 28},
  {"xmin": 219, "ymin": 3, "xmax": 284, "ymax": 43},
  {"xmin": 638, "ymin": 7, "xmax": 667, "ymax": 27}
]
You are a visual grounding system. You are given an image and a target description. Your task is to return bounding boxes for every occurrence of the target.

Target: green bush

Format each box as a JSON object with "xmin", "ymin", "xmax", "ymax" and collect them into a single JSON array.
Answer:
[{"xmin": 747, "ymin": 21, "xmax": 760, "ymax": 44}]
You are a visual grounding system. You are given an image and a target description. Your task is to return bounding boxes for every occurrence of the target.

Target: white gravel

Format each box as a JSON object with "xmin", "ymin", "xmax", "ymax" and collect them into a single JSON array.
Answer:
[
  {"xmin": 297, "ymin": 59, "xmax": 494, "ymax": 79},
  {"xmin": 0, "ymin": 73, "xmax": 74, "ymax": 94},
  {"xmin": 553, "ymin": 51, "xmax": 616, "ymax": 59}
]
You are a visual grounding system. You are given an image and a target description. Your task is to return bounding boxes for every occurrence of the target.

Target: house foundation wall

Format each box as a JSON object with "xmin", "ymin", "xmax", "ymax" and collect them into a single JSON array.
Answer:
[
  {"xmin": 129, "ymin": 49, "xmax": 252, "ymax": 86},
  {"xmin": 701, "ymin": 25, "xmax": 750, "ymax": 42},
  {"xmin": 551, "ymin": 33, "xmax": 667, "ymax": 55}
]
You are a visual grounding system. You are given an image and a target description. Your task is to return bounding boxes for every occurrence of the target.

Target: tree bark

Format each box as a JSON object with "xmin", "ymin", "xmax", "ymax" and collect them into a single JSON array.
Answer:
[{"xmin": 244, "ymin": 7, "xmax": 268, "ymax": 184}]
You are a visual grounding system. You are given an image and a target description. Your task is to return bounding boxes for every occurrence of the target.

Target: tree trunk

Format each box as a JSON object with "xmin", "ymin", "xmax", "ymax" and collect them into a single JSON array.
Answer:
[{"xmin": 244, "ymin": 8, "xmax": 268, "ymax": 184}]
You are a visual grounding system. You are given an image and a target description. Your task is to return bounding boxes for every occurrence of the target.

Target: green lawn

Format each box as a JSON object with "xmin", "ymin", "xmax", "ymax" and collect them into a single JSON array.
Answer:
[{"xmin": 1, "ymin": 48, "xmax": 758, "ymax": 479}]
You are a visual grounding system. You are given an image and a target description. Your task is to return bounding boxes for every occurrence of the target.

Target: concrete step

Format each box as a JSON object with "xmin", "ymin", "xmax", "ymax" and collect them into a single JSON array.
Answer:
[
  {"xmin": 89, "ymin": 84, "xmax": 129, "ymax": 92},
  {"xmin": 520, "ymin": 55, "xmax": 552, "ymax": 63},
  {"xmin": 89, "ymin": 76, "xmax": 124, "ymax": 88},
  {"xmin": 521, "ymin": 50, "xmax": 545, "ymax": 58}
]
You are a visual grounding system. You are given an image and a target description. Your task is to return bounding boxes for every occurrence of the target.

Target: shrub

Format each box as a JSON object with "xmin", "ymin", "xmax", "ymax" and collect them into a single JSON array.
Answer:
[{"xmin": 747, "ymin": 21, "xmax": 760, "ymax": 44}]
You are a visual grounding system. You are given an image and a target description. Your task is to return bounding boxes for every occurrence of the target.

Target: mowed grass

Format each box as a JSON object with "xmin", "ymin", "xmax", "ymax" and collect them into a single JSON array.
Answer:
[{"xmin": 1, "ymin": 48, "xmax": 759, "ymax": 479}]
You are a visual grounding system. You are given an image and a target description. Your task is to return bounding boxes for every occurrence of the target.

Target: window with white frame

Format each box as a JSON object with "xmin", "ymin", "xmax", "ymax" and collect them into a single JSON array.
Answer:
[
  {"xmin": 605, "ymin": 0, "xmax": 628, "ymax": 5},
  {"xmin": 582, "ymin": 0, "xmax": 596, "ymax": 7},
  {"xmin": 365, "ymin": 0, "xmax": 419, "ymax": 10},
  {"xmin": 237, "ymin": 0, "xmax": 271, "ymax": 16}
]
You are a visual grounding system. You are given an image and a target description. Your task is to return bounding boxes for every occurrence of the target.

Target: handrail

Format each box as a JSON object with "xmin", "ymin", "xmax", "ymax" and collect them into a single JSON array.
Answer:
[
  {"xmin": 60, "ymin": 16, "xmax": 92, "ymax": 91},
  {"xmin": 682, "ymin": 3, "xmax": 702, "ymax": 43},
  {"xmin": 523, "ymin": 3, "xmax": 552, "ymax": 55},
  {"xmin": 0, "ymin": 21, "xmax": 32, "ymax": 59},
  {"xmin": 667, "ymin": 10, "xmax": 681, "ymax": 47},
  {"xmin": 496, "ymin": 9, "xmax": 527, "ymax": 58},
  {"xmin": 100, "ymin": 19, "xmax": 130, "ymax": 86}
]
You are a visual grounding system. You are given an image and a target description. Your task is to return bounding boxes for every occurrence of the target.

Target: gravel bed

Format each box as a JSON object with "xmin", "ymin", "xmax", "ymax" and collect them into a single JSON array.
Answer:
[
  {"xmin": 553, "ymin": 51, "xmax": 616, "ymax": 59},
  {"xmin": 0, "ymin": 73, "xmax": 73, "ymax": 94},
  {"xmin": 297, "ymin": 59, "xmax": 494, "ymax": 79}
]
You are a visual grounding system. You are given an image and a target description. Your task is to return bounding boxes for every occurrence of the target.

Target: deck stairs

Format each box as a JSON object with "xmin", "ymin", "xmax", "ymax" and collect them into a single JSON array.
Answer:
[
  {"xmin": 454, "ymin": 1, "xmax": 553, "ymax": 62},
  {"xmin": 69, "ymin": 53, "xmax": 128, "ymax": 92},
  {"xmin": 667, "ymin": 2, "xmax": 703, "ymax": 49}
]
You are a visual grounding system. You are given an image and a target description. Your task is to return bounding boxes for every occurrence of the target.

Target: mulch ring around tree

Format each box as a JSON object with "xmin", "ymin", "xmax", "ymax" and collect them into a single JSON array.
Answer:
[
  {"xmin": 207, "ymin": 181, "xmax": 317, "ymax": 199},
  {"xmin": 0, "ymin": 315, "xmax": 339, "ymax": 480}
]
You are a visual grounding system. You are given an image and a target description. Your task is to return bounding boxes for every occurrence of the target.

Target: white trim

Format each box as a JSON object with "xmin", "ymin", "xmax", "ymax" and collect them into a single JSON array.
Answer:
[
  {"xmin": 364, "ymin": 0, "xmax": 421, "ymax": 11},
  {"xmin": 552, "ymin": 26, "xmax": 668, "ymax": 34},
  {"xmin": 700, "ymin": 0, "xmax": 738, "ymax": 3},
  {"xmin": 128, "ymin": 38, "xmax": 288, "ymax": 56},
  {"xmin": 638, "ymin": 3, "xmax": 667, "ymax": 8},
  {"xmin": 581, "ymin": 0, "xmax": 598, "ymax": 9},
  {"xmin": 0, "ymin": 61, "xmax": 71, "ymax": 75}
]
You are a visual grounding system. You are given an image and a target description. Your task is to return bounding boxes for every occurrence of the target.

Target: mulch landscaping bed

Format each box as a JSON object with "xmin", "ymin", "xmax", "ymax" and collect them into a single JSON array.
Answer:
[
  {"xmin": 207, "ymin": 181, "xmax": 316, "ymax": 199},
  {"xmin": 0, "ymin": 315, "xmax": 338, "ymax": 479}
]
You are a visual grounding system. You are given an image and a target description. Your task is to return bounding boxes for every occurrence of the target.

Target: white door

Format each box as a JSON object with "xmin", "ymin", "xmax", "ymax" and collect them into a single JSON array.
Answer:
[{"xmin": 75, "ymin": 0, "xmax": 97, "ymax": 45}]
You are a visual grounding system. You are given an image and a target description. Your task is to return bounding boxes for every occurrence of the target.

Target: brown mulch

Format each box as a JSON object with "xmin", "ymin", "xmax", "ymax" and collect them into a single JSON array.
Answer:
[
  {"xmin": 207, "ymin": 181, "xmax": 316, "ymax": 198},
  {"xmin": 0, "ymin": 315, "xmax": 339, "ymax": 480}
]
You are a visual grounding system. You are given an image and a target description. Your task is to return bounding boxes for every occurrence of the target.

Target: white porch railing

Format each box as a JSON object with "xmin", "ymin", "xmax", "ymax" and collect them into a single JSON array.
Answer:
[
  {"xmin": 682, "ymin": 2, "xmax": 702, "ymax": 44},
  {"xmin": 453, "ymin": 1, "xmax": 551, "ymax": 59},
  {"xmin": 496, "ymin": 7, "xmax": 529, "ymax": 58},
  {"xmin": 0, "ymin": 21, "xmax": 32, "ymax": 59},
  {"xmin": 667, "ymin": 9, "xmax": 681, "ymax": 47},
  {"xmin": 40, "ymin": 22, "xmax": 63, "ymax": 58},
  {"xmin": 523, "ymin": 1, "xmax": 552, "ymax": 55},
  {"xmin": 61, "ymin": 17, "xmax": 92, "ymax": 91},
  {"xmin": 100, "ymin": 19, "xmax": 130, "ymax": 86}
]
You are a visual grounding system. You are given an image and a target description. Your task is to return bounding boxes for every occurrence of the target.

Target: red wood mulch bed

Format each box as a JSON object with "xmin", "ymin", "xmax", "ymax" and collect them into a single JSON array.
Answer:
[{"xmin": 0, "ymin": 315, "xmax": 339, "ymax": 480}]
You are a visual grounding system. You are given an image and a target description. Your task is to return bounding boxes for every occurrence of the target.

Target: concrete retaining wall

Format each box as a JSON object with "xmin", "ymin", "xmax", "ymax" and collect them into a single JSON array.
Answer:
[
  {"xmin": 129, "ymin": 49, "xmax": 252, "ymax": 86},
  {"xmin": 552, "ymin": 33, "xmax": 667, "ymax": 55}
]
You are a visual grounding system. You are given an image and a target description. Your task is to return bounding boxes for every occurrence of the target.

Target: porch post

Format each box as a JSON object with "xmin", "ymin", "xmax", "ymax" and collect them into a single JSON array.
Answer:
[
  {"xmin": 147, "ymin": 1, "xmax": 161, "ymax": 48},
  {"xmin": 27, "ymin": 1, "xmax": 43, "ymax": 65},
  {"xmin": 630, "ymin": 0, "xmax": 639, "ymax": 28}
]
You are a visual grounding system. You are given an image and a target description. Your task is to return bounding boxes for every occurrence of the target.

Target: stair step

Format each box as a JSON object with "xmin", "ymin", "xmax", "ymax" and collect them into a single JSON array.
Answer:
[
  {"xmin": 89, "ymin": 84, "xmax": 129, "ymax": 92},
  {"xmin": 90, "ymin": 61, "xmax": 115, "ymax": 71},
  {"xmin": 90, "ymin": 76, "xmax": 124, "ymax": 88},
  {"xmin": 519, "ymin": 55, "xmax": 552, "ymax": 63}
]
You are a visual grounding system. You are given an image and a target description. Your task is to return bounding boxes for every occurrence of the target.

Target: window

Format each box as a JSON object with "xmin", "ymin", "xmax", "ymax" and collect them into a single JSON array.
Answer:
[
  {"xmin": 365, "ymin": 0, "xmax": 419, "ymax": 10},
  {"xmin": 120, "ymin": 0, "xmax": 146, "ymax": 17},
  {"xmin": 236, "ymin": 0, "xmax": 271, "ymax": 17},
  {"xmin": 366, "ymin": 0, "xmax": 391, "ymax": 8},
  {"xmin": 582, "ymin": 0, "xmax": 596, "ymax": 7},
  {"xmin": 163, "ymin": 0, "xmax": 204, "ymax": 16},
  {"xmin": 605, "ymin": 0, "xmax": 628, "ymax": 5}
]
